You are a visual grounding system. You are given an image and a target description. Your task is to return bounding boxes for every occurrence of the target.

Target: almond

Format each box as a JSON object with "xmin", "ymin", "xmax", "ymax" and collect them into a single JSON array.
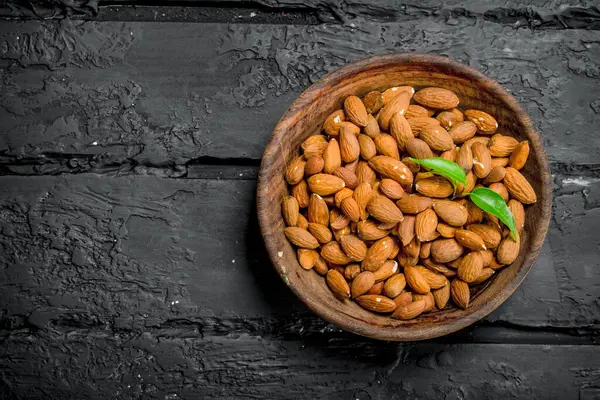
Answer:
[
  {"xmin": 423, "ymin": 258, "xmax": 457, "ymax": 278},
  {"xmin": 368, "ymin": 156, "xmax": 414, "ymax": 187},
  {"xmin": 344, "ymin": 264, "xmax": 361, "ymax": 281},
  {"xmin": 412, "ymin": 292, "xmax": 436, "ymax": 312},
  {"xmin": 358, "ymin": 134, "xmax": 377, "ymax": 160},
  {"xmin": 384, "ymin": 273, "xmax": 406, "ymax": 298},
  {"xmin": 456, "ymin": 142, "xmax": 473, "ymax": 172},
  {"xmin": 406, "ymin": 138, "xmax": 434, "ymax": 159},
  {"xmin": 436, "ymin": 222, "xmax": 456, "ymax": 238},
  {"xmin": 415, "ymin": 176, "xmax": 454, "ymax": 198},
  {"xmin": 432, "ymin": 200, "xmax": 468, "ymax": 227},
  {"xmin": 489, "ymin": 182, "xmax": 509, "ymax": 202},
  {"xmin": 509, "ymin": 141, "xmax": 529, "ymax": 170},
  {"xmin": 367, "ymin": 195, "xmax": 404, "ymax": 224},
  {"xmin": 457, "ymin": 251, "xmax": 483, "ymax": 283},
  {"xmin": 491, "ymin": 157, "xmax": 509, "ymax": 168},
  {"xmin": 285, "ymin": 156, "xmax": 306, "ymax": 185},
  {"xmin": 341, "ymin": 234, "xmax": 367, "ymax": 261},
  {"xmin": 353, "ymin": 182, "xmax": 373, "ymax": 220},
  {"xmin": 405, "ymin": 104, "xmax": 430, "ymax": 119},
  {"xmin": 321, "ymin": 241, "xmax": 352, "ymax": 265},
  {"xmin": 297, "ymin": 248, "xmax": 318, "ymax": 270},
  {"xmin": 343, "ymin": 95, "xmax": 368, "ymax": 127},
  {"xmin": 503, "ymin": 167, "xmax": 537, "ymax": 204},
  {"xmin": 398, "ymin": 215, "xmax": 416, "ymax": 246},
  {"xmin": 363, "ymin": 91, "xmax": 384, "ymax": 114},
  {"xmin": 333, "ymin": 225, "xmax": 351, "ymax": 242},
  {"xmin": 420, "ymin": 241, "xmax": 432, "ymax": 259},
  {"xmin": 333, "ymin": 167, "xmax": 359, "ymax": 190},
  {"xmin": 327, "ymin": 269, "xmax": 350, "ymax": 299},
  {"xmin": 472, "ymin": 142, "xmax": 492, "ymax": 178},
  {"xmin": 397, "ymin": 194, "xmax": 433, "ymax": 214},
  {"xmin": 393, "ymin": 290, "xmax": 414, "ymax": 308},
  {"xmin": 472, "ymin": 268, "xmax": 495, "ymax": 285},
  {"xmin": 357, "ymin": 220, "xmax": 389, "ymax": 241},
  {"xmin": 351, "ymin": 271, "xmax": 375, "ymax": 298},
  {"xmin": 340, "ymin": 124, "xmax": 361, "ymax": 163},
  {"xmin": 397, "ymin": 247, "xmax": 419, "ymax": 267},
  {"xmin": 489, "ymin": 257, "xmax": 505, "ymax": 270},
  {"xmin": 413, "ymin": 87, "xmax": 459, "ymax": 110},
  {"xmin": 297, "ymin": 213, "xmax": 309, "ymax": 229},
  {"xmin": 488, "ymin": 134, "xmax": 518, "ymax": 157},
  {"xmin": 380, "ymin": 178, "xmax": 405, "ymax": 200},
  {"xmin": 418, "ymin": 266, "xmax": 448, "ymax": 289},
  {"xmin": 392, "ymin": 299, "xmax": 426, "ymax": 320},
  {"xmin": 307, "ymin": 222, "xmax": 333, "ymax": 243},
  {"xmin": 313, "ymin": 255, "xmax": 329, "ymax": 275},
  {"xmin": 450, "ymin": 108, "xmax": 465, "ymax": 121},
  {"xmin": 389, "ymin": 113, "xmax": 414, "ymax": 151},
  {"xmin": 407, "ymin": 117, "xmax": 441, "ymax": 136},
  {"xmin": 284, "ymin": 227, "xmax": 319, "ymax": 249},
  {"xmin": 467, "ymin": 224, "xmax": 501, "ymax": 249},
  {"xmin": 303, "ymin": 140, "xmax": 329, "ymax": 159},
  {"xmin": 282, "ymin": 196, "xmax": 299, "ymax": 227},
  {"xmin": 464, "ymin": 109, "xmax": 498, "ymax": 134},
  {"xmin": 431, "ymin": 238, "xmax": 464, "ymax": 263},
  {"xmin": 457, "ymin": 171, "xmax": 477, "ymax": 197},
  {"xmin": 404, "ymin": 237, "xmax": 421, "ymax": 258},
  {"xmin": 388, "ymin": 237, "xmax": 401, "ymax": 258},
  {"xmin": 508, "ymin": 199, "xmax": 525, "ymax": 233},
  {"xmin": 441, "ymin": 147, "xmax": 459, "ymax": 162},
  {"xmin": 323, "ymin": 109, "xmax": 345, "ymax": 136},
  {"xmin": 374, "ymin": 134, "xmax": 400, "ymax": 159},
  {"xmin": 334, "ymin": 188, "xmax": 354, "ymax": 208},
  {"xmin": 304, "ymin": 155, "xmax": 324, "ymax": 176},
  {"xmin": 404, "ymin": 265, "xmax": 431, "ymax": 294},
  {"xmin": 302, "ymin": 134, "xmax": 327, "ymax": 151},
  {"xmin": 323, "ymin": 139, "xmax": 342, "ymax": 174},
  {"xmin": 378, "ymin": 90, "xmax": 411, "ymax": 131},
  {"xmin": 373, "ymin": 260, "xmax": 399, "ymax": 282},
  {"xmin": 479, "ymin": 249, "xmax": 494, "ymax": 267},
  {"xmin": 402, "ymin": 157, "xmax": 421, "ymax": 174},
  {"xmin": 307, "ymin": 174, "xmax": 345, "ymax": 196},
  {"xmin": 420, "ymin": 126, "xmax": 454, "ymax": 151},
  {"xmin": 451, "ymin": 279, "xmax": 470, "ymax": 309},
  {"xmin": 462, "ymin": 198, "xmax": 483, "ymax": 224},
  {"xmin": 367, "ymin": 281, "xmax": 384, "ymax": 295},
  {"xmin": 483, "ymin": 165, "xmax": 506, "ymax": 185},
  {"xmin": 416, "ymin": 209, "xmax": 439, "ymax": 242},
  {"xmin": 465, "ymin": 136, "xmax": 491, "ymax": 148},
  {"xmin": 307, "ymin": 194, "xmax": 329, "ymax": 226},
  {"xmin": 356, "ymin": 161, "xmax": 377, "ymax": 186},
  {"xmin": 433, "ymin": 284, "xmax": 451, "ymax": 309},
  {"xmin": 382, "ymin": 86, "xmax": 414, "ymax": 104},
  {"xmin": 356, "ymin": 295, "xmax": 397, "ymax": 313},
  {"xmin": 497, "ymin": 234, "xmax": 520, "ymax": 264},
  {"xmin": 455, "ymin": 229, "xmax": 486, "ymax": 251},
  {"xmin": 449, "ymin": 121, "xmax": 477, "ymax": 144},
  {"xmin": 330, "ymin": 209, "xmax": 350, "ymax": 230},
  {"xmin": 362, "ymin": 237, "xmax": 394, "ymax": 271},
  {"xmin": 364, "ymin": 114, "xmax": 381, "ymax": 138},
  {"xmin": 436, "ymin": 110, "xmax": 461, "ymax": 130}
]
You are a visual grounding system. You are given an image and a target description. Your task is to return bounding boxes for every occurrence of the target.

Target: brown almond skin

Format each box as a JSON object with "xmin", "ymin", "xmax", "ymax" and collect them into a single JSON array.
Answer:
[
  {"xmin": 398, "ymin": 215, "xmax": 416, "ymax": 246},
  {"xmin": 291, "ymin": 180, "xmax": 310, "ymax": 208},
  {"xmin": 340, "ymin": 197, "xmax": 361, "ymax": 223},
  {"xmin": 351, "ymin": 271, "xmax": 375, "ymax": 298},
  {"xmin": 326, "ymin": 269, "xmax": 350, "ymax": 299},
  {"xmin": 307, "ymin": 174, "xmax": 346, "ymax": 196},
  {"xmin": 416, "ymin": 208, "xmax": 438, "ymax": 242},
  {"xmin": 457, "ymin": 251, "xmax": 483, "ymax": 283},
  {"xmin": 357, "ymin": 220, "xmax": 388, "ymax": 241},
  {"xmin": 323, "ymin": 109, "xmax": 345, "ymax": 136},
  {"xmin": 378, "ymin": 90, "xmax": 411, "ymax": 131},
  {"xmin": 282, "ymin": 196, "xmax": 299, "ymax": 227},
  {"xmin": 313, "ymin": 255, "xmax": 329, "ymax": 275},
  {"xmin": 472, "ymin": 268, "xmax": 495, "ymax": 284},
  {"xmin": 508, "ymin": 199, "xmax": 525, "ymax": 233},
  {"xmin": 404, "ymin": 265, "xmax": 431, "ymax": 294},
  {"xmin": 436, "ymin": 110, "xmax": 461, "ymax": 130},
  {"xmin": 358, "ymin": 134, "xmax": 377, "ymax": 160},
  {"xmin": 368, "ymin": 156, "xmax": 414, "ymax": 187},
  {"xmin": 321, "ymin": 241, "xmax": 352, "ymax": 265},
  {"xmin": 333, "ymin": 167, "xmax": 359, "ymax": 190},
  {"xmin": 489, "ymin": 182, "xmax": 509, "ymax": 202},
  {"xmin": 380, "ymin": 179, "xmax": 405, "ymax": 200},
  {"xmin": 308, "ymin": 223, "xmax": 333, "ymax": 244},
  {"xmin": 397, "ymin": 195, "xmax": 433, "ymax": 214},
  {"xmin": 420, "ymin": 241, "xmax": 432, "ymax": 259},
  {"xmin": 457, "ymin": 171, "xmax": 477, "ymax": 197},
  {"xmin": 353, "ymin": 182, "xmax": 373, "ymax": 220},
  {"xmin": 467, "ymin": 224, "xmax": 501, "ymax": 249},
  {"xmin": 423, "ymin": 258, "xmax": 457, "ymax": 278},
  {"xmin": 373, "ymin": 260, "xmax": 400, "ymax": 282},
  {"xmin": 483, "ymin": 165, "xmax": 506, "ymax": 185},
  {"xmin": 405, "ymin": 104, "xmax": 430, "ymax": 119},
  {"xmin": 406, "ymin": 138, "xmax": 434, "ymax": 159},
  {"xmin": 367, "ymin": 195, "xmax": 404, "ymax": 224},
  {"xmin": 344, "ymin": 95, "xmax": 368, "ymax": 127},
  {"xmin": 397, "ymin": 248, "xmax": 419, "ymax": 267},
  {"xmin": 356, "ymin": 295, "xmax": 397, "ymax": 313},
  {"xmin": 431, "ymin": 238, "xmax": 464, "ymax": 263},
  {"xmin": 364, "ymin": 114, "xmax": 381, "ymax": 138},
  {"xmin": 436, "ymin": 222, "xmax": 456, "ymax": 238},
  {"xmin": 344, "ymin": 264, "xmax": 361, "ymax": 281},
  {"xmin": 404, "ymin": 237, "xmax": 422, "ymax": 258},
  {"xmin": 392, "ymin": 299, "xmax": 426, "ymax": 320},
  {"xmin": 504, "ymin": 167, "xmax": 537, "ymax": 204},
  {"xmin": 305, "ymin": 155, "xmax": 324, "ymax": 176},
  {"xmin": 420, "ymin": 126, "xmax": 454, "ymax": 151},
  {"xmin": 509, "ymin": 141, "xmax": 530, "ymax": 170},
  {"xmin": 449, "ymin": 121, "xmax": 477, "ymax": 144},
  {"xmin": 441, "ymin": 147, "xmax": 459, "ymax": 162},
  {"xmin": 389, "ymin": 113, "xmax": 414, "ymax": 152},
  {"xmin": 393, "ymin": 290, "xmax": 414, "ymax": 308},
  {"xmin": 362, "ymin": 237, "xmax": 395, "ymax": 271},
  {"xmin": 418, "ymin": 266, "xmax": 448, "ymax": 289},
  {"xmin": 366, "ymin": 281, "xmax": 384, "ymax": 295},
  {"xmin": 284, "ymin": 227, "xmax": 319, "ymax": 249},
  {"xmin": 488, "ymin": 134, "xmax": 518, "ymax": 157},
  {"xmin": 497, "ymin": 234, "xmax": 521, "ymax": 265},
  {"xmin": 415, "ymin": 176, "xmax": 454, "ymax": 198},
  {"xmin": 451, "ymin": 279, "xmax": 470, "ymax": 309},
  {"xmin": 455, "ymin": 229, "xmax": 486, "ymax": 251},
  {"xmin": 297, "ymin": 248, "xmax": 317, "ymax": 270},
  {"xmin": 456, "ymin": 142, "xmax": 473, "ymax": 172},
  {"xmin": 382, "ymin": 86, "xmax": 414, "ymax": 104},
  {"xmin": 363, "ymin": 91, "xmax": 384, "ymax": 115},
  {"xmin": 285, "ymin": 156, "xmax": 306, "ymax": 185},
  {"xmin": 308, "ymin": 193, "xmax": 329, "ymax": 225},
  {"xmin": 472, "ymin": 142, "xmax": 492, "ymax": 178},
  {"xmin": 323, "ymin": 139, "xmax": 342, "ymax": 174},
  {"xmin": 384, "ymin": 273, "xmax": 406, "ymax": 298},
  {"xmin": 413, "ymin": 292, "xmax": 436, "ymax": 312},
  {"xmin": 340, "ymin": 234, "xmax": 367, "ymax": 262},
  {"xmin": 297, "ymin": 213, "xmax": 309, "ymax": 230},
  {"xmin": 433, "ymin": 284, "xmax": 451, "ymax": 309},
  {"xmin": 407, "ymin": 117, "xmax": 442, "ymax": 136},
  {"xmin": 464, "ymin": 109, "xmax": 498, "ymax": 134},
  {"xmin": 463, "ymin": 199, "xmax": 483, "ymax": 225},
  {"xmin": 433, "ymin": 200, "xmax": 469, "ymax": 227},
  {"xmin": 340, "ymin": 124, "xmax": 361, "ymax": 163},
  {"xmin": 335, "ymin": 188, "xmax": 354, "ymax": 208},
  {"xmin": 375, "ymin": 134, "xmax": 400, "ymax": 160},
  {"xmin": 413, "ymin": 87, "xmax": 459, "ymax": 110}
]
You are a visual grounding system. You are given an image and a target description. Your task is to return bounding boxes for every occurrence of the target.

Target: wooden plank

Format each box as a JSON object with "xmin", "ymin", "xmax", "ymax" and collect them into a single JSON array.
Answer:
[
  {"xmin": 0, "ymin": 173, "xmax": 598, "ymax": 334},
  {"xmin": 0, "ymin": 329, "xmax": 598, "ymax": 399},
  {"xmin": 1, "ymin": 19, "xmax": 600, "ymax": 172}
]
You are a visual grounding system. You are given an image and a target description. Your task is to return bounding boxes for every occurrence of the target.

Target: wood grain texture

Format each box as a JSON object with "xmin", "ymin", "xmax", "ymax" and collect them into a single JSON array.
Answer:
[{"xmin": 1, "ymin": 19, "xmax": 600, "ymax": 174}]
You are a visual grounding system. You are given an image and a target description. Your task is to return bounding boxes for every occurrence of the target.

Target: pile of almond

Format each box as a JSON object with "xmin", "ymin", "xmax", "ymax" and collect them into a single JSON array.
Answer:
[{"xmin": 282, "ymin": 86, "xmax": 536, "ymax": 320}]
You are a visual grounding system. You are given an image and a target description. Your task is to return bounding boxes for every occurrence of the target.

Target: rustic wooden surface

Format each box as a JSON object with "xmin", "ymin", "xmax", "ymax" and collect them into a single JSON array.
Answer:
[{"xmin": 0, "ymin": 1, "xmax": 599, "ymax": 398}]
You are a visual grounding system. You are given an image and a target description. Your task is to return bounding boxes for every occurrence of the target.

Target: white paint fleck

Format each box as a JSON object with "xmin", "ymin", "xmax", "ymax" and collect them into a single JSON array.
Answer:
[
  {"xmin": 562, "ymin": 178, "xmax": 594, "ymax": 186},
  {"xmin": 278, "ymin": 251, "xmax": 284, "ymax": 258},
  {"xmin": 250, "ymin": 12, "xmax": 257, "ymax": 17},
  {"xmin": 239, "ymin": 173, "xmax": 243, "ymax": 177},
  {"xmin": 232, "ymin": 259, "xmax": 236, "ymax": 263},
  {"xmin": 92, "ymin": 141, "xmax": 98, "ymax": 146}
]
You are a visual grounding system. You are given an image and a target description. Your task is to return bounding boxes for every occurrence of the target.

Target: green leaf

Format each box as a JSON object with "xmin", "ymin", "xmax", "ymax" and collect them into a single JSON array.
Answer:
[
  {"xmin": 468, "ymin": 187, "xmax": 517, "ymax": 240},
  {"xmin": 408, "ymin": 157, "xmax": 467, "ymax": 187}
]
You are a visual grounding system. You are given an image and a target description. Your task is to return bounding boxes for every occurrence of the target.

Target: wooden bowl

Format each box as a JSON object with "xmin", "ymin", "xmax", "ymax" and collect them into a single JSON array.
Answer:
[{"xmin": 257, "ymin": 53, "xmax": 552, "ymax": 341}]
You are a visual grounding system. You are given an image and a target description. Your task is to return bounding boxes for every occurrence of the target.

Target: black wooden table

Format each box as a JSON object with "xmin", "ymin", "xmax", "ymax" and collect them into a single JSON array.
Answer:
[{"xmin": 0, "ymin": 1, "xmax": 599, "ymax": 399}]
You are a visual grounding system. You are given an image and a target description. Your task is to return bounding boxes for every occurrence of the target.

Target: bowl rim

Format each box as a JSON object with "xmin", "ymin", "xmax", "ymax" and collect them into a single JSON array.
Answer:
[{"xmin": 257, "ymin": 52, "xmax": 552, "ymax": 341}]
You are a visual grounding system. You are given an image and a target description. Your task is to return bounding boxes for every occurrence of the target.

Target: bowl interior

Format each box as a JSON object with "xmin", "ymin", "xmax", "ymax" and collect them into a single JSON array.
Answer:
[{"xmin": 257, "ymin": 54, "xmax": 552, "ymax": 341}]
